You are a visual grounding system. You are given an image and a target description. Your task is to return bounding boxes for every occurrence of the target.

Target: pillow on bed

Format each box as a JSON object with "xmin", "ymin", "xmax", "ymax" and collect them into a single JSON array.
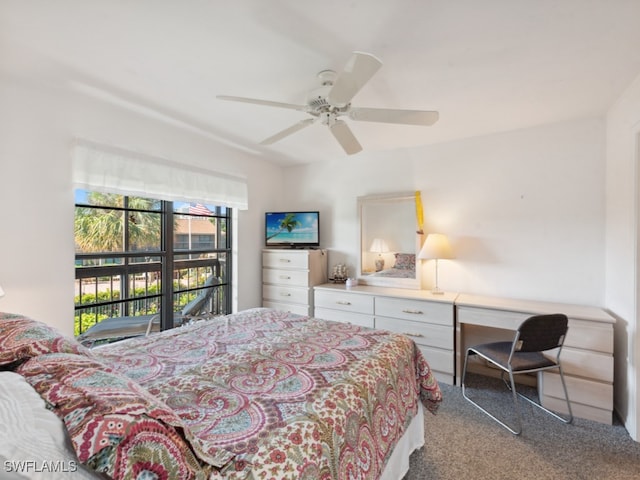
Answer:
[
  {"xmin": 0, "ymin": 371, "xmax": 102, "ymax": 479},
  {"xmin": 0, "ymin": 312, "xmax": 90, "ymax": 367},
  {"xmin": 394, "ymin": 253, "xmax": 416, "ymax": 270},
  {"xmin": 16, "ymin": 353, "xmax": 212, "ymax": 479}
]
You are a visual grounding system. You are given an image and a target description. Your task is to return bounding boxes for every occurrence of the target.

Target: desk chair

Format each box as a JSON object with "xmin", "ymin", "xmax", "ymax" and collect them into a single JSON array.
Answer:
[{"xmin": 461, "ymin": 313, "xmax": 573, "ymax": 435}]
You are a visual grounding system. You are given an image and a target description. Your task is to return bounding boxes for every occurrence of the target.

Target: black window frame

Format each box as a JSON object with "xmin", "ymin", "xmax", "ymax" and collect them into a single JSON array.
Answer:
[{"xmin": 74, "ymin": 192, "xmax": 232, "ymax": 337}]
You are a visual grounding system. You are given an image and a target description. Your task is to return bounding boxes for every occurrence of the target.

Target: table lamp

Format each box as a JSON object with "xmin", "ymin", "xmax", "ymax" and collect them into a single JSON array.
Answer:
[
  {"xmin": 418, "ymin": 233, "xmax": 454, "ymax": 294},
  {"xmin": 0, "ymin": 285, "xmax": 4, "ymax": 298},
  {"xmin": 369, "ymin": 238, "xmax": 390, "ymax": 272}
]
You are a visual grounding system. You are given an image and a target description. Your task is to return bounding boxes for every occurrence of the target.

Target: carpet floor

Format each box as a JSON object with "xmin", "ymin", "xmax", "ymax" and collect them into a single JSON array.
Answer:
[{"xmin": 404, "ymin": 374, "xmax": 640, "ymax": 480}]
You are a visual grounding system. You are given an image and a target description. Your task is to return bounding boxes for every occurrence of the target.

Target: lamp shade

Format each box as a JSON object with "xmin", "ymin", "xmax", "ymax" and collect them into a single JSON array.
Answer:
[
  {"xmin": 418, "ymin": 233, "xmax": 454, "ymax": 260},
  {"xmin": 369, "ymin": 238, "xmax": 390, "ymax": 254},
  {"xmin": 0, "ymin": 285, "xmax": 4, "ymax": 298}
]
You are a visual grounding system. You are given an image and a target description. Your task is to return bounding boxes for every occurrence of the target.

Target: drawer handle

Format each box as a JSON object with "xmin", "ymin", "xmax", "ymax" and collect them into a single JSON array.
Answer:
[
  {"xmin": 402, "ymin": 309, "xmax": 424, "ymax": 315},
  {"xmin": 280, "ymin": 293, "xmax": 291, "ymax": 297},
  {"xmin": 403, "ymin": 332, "xmax": 424, "ymax": 338},
  {"xmin": 279, "ymin": 259, "xmax": 291, "ymax": 263},
  {"xmin": 279, "ymin": 275, "xmax": 291, "ymax": 280},
  {"xmin": 336, "ymin": 301, "xmax": 352, "ymax": 305}
]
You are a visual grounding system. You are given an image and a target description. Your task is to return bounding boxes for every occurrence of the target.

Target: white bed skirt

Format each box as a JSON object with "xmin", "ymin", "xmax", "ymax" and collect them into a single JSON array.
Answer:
[{"xmin": 379, "ymin": 403, "xmax": 425, "ymax": 480}]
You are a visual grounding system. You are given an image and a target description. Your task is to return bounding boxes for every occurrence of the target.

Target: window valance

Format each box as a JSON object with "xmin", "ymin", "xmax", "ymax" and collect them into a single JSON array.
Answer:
[{"xmin": 71, "ymin": 140, "xmax": 248, "ymax": 210}]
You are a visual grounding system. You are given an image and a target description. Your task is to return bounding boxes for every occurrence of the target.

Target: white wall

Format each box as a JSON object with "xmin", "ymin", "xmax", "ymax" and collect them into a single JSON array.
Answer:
[
  {"xmin": 605, "ymin": 71, "xmax": 640, "ymax": 440},
  {"xmin": 284, "ymin": 117, "xmax": 606, "ymax": 305},
  {"xmin": 0, "ymin": 74, "xmax": 284, "ymax": 335}
]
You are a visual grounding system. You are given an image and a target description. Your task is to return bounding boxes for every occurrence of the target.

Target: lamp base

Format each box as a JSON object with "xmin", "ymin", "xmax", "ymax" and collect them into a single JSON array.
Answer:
[
  {"xmin": 375, "ymin": 258, "xmax": 385, "ymax": 272},
  {"xmin": 431, "ymin": 288, "xmax": 445, "ymax": 295}
]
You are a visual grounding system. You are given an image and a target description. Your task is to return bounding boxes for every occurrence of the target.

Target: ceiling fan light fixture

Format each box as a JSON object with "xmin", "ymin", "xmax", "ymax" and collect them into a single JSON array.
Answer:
[{"xmin": 317, "ymin": 69, "xmax": 337, "ymax": 86}]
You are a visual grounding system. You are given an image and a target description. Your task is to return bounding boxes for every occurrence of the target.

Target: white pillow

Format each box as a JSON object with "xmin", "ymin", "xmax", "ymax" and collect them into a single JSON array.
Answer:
[{"xmin": 0, "ymin": 371, "xmax": 102, "ymax": 479}]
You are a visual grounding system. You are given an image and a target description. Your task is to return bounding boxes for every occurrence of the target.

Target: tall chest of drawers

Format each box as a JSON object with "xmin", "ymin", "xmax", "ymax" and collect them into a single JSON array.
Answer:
[
  {"xmin": 262, "ymin": 249, "xmax": 328, "ymax": 316},
  {"xmin": 314, "ymin": 284, "xmax": 457, "ymax": 385}
]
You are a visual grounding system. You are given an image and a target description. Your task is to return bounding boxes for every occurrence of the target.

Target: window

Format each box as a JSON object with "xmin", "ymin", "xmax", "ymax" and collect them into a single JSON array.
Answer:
[{"xmin": 74, "ymin": 191, "xmax": 231, "ymax": 338}]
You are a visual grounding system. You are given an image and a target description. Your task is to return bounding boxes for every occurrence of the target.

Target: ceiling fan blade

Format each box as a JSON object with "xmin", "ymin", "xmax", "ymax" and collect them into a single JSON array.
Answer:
[
  {"xmin": 330, "ymin": 120, "xmax": 362, "ymax": 155},
  {"xmin": 217, "ymin": 95, "xmax": 307, "ymax": 112},
  {"xmin": 260, "ymin": 118, "xmax": 316, "ymax": 145},
  {"xmin": 328, "ymin": 52, "xmax": 382, "ymax": 106},
  {"xmin": 349, "ymin": 107, "xmax": 439, "ymax": 126}
]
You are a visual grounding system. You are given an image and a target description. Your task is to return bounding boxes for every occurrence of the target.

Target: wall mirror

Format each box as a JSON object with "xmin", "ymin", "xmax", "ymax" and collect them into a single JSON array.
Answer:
[{"xmin": 357, "ymin": 192, "xmax": 422, "ymax": 289}]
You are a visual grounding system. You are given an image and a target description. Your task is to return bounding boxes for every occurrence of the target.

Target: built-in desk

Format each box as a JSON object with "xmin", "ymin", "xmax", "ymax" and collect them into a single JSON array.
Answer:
[{"xmin": 455, "ymin": 293, "xmax": 616, "ymax": 424}]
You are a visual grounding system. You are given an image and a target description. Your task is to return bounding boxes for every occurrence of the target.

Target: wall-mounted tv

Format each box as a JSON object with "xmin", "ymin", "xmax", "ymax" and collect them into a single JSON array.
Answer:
[{"xmin": 265, "ymin": 211, "xmax": 320, "ymax": 248}]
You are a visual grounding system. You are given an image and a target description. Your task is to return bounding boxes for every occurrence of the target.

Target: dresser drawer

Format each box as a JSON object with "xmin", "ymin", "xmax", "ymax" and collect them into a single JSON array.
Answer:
[
  {"xmin": 263, "ymin": 268, "xmax": 310, "ymax": 287},
  {"xmin": 263, "ymin": 285, "xmax": 311, "ymax": 305},
  {"xmin": 375, "ymin": 316, "xmax": 453, "ymax": 350},
  {"xmin": 457, "ymin": 307, "xmax": 613, "ymax": 355},
  {"xmin": 565, "ymin": 319, "xmax": 613, "ymax": 354},
  {"xmin": 263, "ymin": 301, "xmax": 310, "ymax": 317},
  {"xmin": 315, "ymin": 307, "xmax": 374, "ymax": 328},
  {"xmin": 314, "ymin": 289, "xmax": 374, "ymax": 315},
  {"xmin": 560, "ymin": 347, "xmax": 613, "ymax": 383},
  {"xmin": 263, "ymin": 251, "xmax": 309, "ymax": 269},
  {"xmin": 457, "ymin": 306, "xmax": 528, "ymax": 330},
  {"xmin": 416, "ymin": 345, "xmax": 455, "ymax": 381},
  {"xmin": 541, "ymin": 394, "xmax": 611, "ymax": 425},
  {"xmin": 541, "ymin": 371, "xmax": 612, "ymax": 411},
  {"xmin": 375, "ymin": 297, "xmax": 452, "ymax": 326},
  {"xmin": 540, "ymin": 371, "xmax": 613, "ymax": 423}
]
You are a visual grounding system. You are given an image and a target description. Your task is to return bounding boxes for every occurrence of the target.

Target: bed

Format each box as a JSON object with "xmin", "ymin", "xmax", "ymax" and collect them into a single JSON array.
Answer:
[{"xmin": 0, "ymin": 308, "xmax": 442, "ymax": 479}]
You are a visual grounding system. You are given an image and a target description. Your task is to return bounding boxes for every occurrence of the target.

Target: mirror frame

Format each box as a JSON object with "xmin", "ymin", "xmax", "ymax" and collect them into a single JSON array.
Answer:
[{"xmin": 357, "ymin": 192, "xmax": 423, "ymax": 289}]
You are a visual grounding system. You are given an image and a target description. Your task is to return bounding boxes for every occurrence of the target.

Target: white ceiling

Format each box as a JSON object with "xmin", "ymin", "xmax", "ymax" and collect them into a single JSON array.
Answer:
[{"xmin": 3, "ymin": 0, "xmax": 640, "ymax": 166}]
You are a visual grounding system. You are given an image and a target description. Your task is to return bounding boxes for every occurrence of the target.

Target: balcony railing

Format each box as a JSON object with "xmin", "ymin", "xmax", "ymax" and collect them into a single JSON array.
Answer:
[{"xmin": 75, "ymin": 258, "xmax": 226, "ymax": 337}]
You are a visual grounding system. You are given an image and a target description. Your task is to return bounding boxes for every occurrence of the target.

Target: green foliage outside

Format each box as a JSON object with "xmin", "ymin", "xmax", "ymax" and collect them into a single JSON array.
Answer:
[
  {"xmin": 74, "ymin": 283, "xmax": 200, "ymax": 336},
  {"xmin": 75, "ymin": 193, "xmax": 162, "ymax": 253}
]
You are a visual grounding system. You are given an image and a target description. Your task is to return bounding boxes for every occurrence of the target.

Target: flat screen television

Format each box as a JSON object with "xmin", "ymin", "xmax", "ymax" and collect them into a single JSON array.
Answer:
[{"xmin": 265, "ymin": 211, "xmax": 320, "ymax": 248}]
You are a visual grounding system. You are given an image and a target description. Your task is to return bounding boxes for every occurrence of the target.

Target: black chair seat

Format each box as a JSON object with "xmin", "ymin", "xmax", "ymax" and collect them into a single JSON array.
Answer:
[{"xmin": 471, "ymin": 341, "xmax": 558, "ymax": 371}]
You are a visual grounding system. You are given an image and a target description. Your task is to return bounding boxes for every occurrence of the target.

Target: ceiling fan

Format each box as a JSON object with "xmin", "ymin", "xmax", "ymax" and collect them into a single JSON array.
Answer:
[{"xmin": 217, "ymin": 51, "xmax": 439, "ymax": 155}]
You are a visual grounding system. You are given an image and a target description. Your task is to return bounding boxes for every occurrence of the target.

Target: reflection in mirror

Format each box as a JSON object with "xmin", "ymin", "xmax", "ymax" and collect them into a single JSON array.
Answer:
[{"xmin": 358, "ymin": 192, "xmax": 422, "ymax": 289}]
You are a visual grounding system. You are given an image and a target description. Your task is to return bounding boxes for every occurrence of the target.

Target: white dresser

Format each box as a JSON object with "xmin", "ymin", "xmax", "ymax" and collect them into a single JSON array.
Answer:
[
  {"xmin": 314, "ymin": 283, "xmax": 457, "ymax": 385},
  {"xmin": 455, "ymin": 293, "xmax": 616, "ymax": 424},
  {"xmin": 262, "ymin": 249, "xmax": 328, "ymax": 316}
]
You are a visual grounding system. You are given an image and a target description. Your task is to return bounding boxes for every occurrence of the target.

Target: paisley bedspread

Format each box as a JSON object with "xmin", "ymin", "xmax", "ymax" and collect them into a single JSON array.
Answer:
[{"xmin": 92, "ymin": 307, "xmax": 442, "ymax": 479}]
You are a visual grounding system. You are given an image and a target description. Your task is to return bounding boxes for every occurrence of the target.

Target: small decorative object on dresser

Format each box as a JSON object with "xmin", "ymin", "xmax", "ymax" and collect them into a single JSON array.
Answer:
[
  {"xmin": 345, "ymin": 277, "xmax": 358, "ymax": 288},
  {"xmin": 330, "ymin": 263, "xmax": 348, "ymax": 283}
]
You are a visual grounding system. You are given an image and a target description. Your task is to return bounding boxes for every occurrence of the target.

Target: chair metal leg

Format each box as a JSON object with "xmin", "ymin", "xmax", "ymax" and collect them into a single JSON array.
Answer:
[
  {"xmin": 462, "ymin": 350, "xmax": 573, "ymax": 435},
  {"xmin": 462, "ymin": 349, "xmax": 523, "ymax": 435},
  {"xmin": 511, "ymin": 367, "xmax": 573, "ymax": 425},
  {"xmin": 557, "ymin": 365, "xmax": 574, "ymax": 423}
]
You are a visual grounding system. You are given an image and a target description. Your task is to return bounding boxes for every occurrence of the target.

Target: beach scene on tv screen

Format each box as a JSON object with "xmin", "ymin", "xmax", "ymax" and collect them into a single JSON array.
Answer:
[{"xmin": 266, "ymin": 212, "xmax": 318, "ymax": 244}]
